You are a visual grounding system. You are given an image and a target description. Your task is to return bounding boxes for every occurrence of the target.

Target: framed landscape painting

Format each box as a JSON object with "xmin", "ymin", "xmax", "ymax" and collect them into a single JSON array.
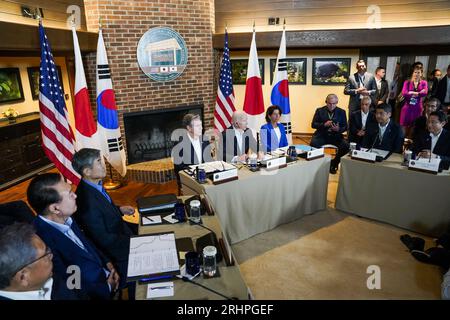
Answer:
[
  {"xmin": 270, "ymin": 58, "xmax": 307, "ymax": 85},
  {"xmin": 312, "ymin": 58, "xmax": 351, "ymax": 85},
  {"xmin": 231, "ymin": 59, "xmax": 265, "ymax": 85},
  {"xmin": 0, "ymin": 68, "xmax": 25, "ymax": 104},
  {"xmin": 27, "ymin": 66, "xmax": 64, "ymax": 100}
]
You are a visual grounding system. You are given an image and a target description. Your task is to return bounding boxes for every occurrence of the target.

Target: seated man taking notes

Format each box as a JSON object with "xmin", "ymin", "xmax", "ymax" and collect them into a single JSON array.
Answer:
[{"xmin": 362, "ymin": 103, "xmax": 404, "ymax": 154}]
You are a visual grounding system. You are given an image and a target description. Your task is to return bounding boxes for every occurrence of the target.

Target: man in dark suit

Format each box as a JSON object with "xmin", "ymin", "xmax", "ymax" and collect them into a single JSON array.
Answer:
[
  {"xmin": 311, "ymin": 94, "xmax": 349, "ymax": 174},
  {"xmin": 219, "ymin": 111, "xmax": 257, "ymax": 163},
  {"xmin": 71, "ymin": 148, "xmax": 135, "ymax": 298},
  {"xmin": 412, "ymin": 111, "xmax": 450, "ymax": 169},
  {"xmin": 27, "ymin": 173, "xmax": 119, "ymax": 300},
  {"xmin": 171, "ymin": 113, "xmax": 212, "ymax": 174},
  {"xmin": 0, "ymin": 223, "xmax": 86, "ymax": 300},
  {"xmin": 373, "ymin": 66, "xmax": 389, "ymax": 107},
  {"xmin": 434, "ymin": 64, "xmax": 450, "ymax": 113},
  {"xmin": 362, "ymin": 103, "xmax": 404, "ymax": 154},
  {"xmin": 348, "ymin": 96, "xmax": 376, "ymax": 145},
  {"xmin": 344, "ymin": 59, "xmax": 377, "ymax": 113},
  {"xmin": 412, "ymin": 97, "xmax": 441, "ymax": 141}
]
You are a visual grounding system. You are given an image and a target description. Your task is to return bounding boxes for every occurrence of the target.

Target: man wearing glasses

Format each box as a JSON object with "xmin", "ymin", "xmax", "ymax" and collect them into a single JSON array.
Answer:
[
  {"xmin": 0, "ymin": 223, "xmax": 84, "ymax": 300},
  {"xmin": 27, "ymin": 173, "xmax": 120, "ymax": 300}
]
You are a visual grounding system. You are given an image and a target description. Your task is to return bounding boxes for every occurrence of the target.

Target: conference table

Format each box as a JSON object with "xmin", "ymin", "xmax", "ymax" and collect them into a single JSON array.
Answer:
[
  {"xmin": 180, "ymin": 156, "xmax": 331, "ymax": 244},
  {"xmin": 336, "ymin": 153, "xmax": 450, "ymax": 237},
  {"xmin": 135, "ymin": 196, "xmax": 250, "ymax": 300}
]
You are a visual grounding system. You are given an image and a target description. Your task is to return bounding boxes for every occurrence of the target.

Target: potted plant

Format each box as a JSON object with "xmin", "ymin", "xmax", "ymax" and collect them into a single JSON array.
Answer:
[{"xmin": 2, "ymin": 107, "xmax": 19, "ymax": 123}]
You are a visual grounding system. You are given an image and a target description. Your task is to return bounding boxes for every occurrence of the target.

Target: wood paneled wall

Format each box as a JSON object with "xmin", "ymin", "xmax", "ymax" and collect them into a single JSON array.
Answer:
[
  {"xmin": 0, "ymin": 0, "xmax": 87, "ymax": 30},
  {"xmin": 215, "ymin": 0, "xmax": 450, "ymax": 33}
]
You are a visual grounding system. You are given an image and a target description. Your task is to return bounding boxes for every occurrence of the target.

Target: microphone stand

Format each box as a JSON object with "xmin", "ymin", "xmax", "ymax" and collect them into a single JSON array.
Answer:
[{"xmin": 368, "ymin": 127, "xmax": 380, "ymax": 153}]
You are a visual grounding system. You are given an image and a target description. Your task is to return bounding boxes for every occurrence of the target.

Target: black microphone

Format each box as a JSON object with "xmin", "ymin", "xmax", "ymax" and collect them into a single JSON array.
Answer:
[
  {"xmin": 180, "ymin": 276, "xmax": 238, "ymax": 300},
  {"xmin": 368, "ymin": 127, "xmax": 380, "ymax": 153},
  {"xmin": 188, "ymin": 217, "xmax": 226, "ymax": 265}
]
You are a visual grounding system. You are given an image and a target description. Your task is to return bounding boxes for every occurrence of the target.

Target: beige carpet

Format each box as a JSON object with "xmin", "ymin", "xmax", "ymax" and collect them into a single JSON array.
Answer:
[{"xmin": 239, "ymin": 217, "xmax": 443, "ymax": 299}]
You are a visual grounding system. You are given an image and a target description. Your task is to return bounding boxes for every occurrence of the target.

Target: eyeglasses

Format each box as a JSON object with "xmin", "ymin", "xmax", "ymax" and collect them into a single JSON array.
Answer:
[{"xmin": 13, "ymin": 246, "xmax": 53, "ymax": 275}]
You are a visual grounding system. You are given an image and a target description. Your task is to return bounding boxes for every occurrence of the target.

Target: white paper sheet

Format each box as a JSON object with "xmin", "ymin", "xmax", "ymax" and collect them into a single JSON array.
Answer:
[
  {"xmin": 127, "ymin": 233, "xmax": 179, "ymax": 278},
  {"xmin": 146, "ymin": 281, "xmax": 174, "ymax": 299},
  {"xmin": 142, "ymin": 215, "xmax": 162, "ymax": 225}
]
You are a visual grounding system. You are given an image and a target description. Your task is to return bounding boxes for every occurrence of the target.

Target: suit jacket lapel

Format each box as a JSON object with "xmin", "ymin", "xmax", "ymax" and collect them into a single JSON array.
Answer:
[
  {"xmin": 82, "ymin": 181, "xmax": 120, "ymax": 216},
  {"xmin": 38, "ymin": 218, "xmax": 100, "ymax": 263}
]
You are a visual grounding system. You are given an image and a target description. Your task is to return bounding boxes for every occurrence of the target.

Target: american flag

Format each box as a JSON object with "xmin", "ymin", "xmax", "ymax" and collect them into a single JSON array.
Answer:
[
  {"xmin": 214, "ymin": 31, "xmax": 236, "ymax": 132},
  {"xmin": 38, "ymin": 23, "xmax": 80, "ymax": 184}
]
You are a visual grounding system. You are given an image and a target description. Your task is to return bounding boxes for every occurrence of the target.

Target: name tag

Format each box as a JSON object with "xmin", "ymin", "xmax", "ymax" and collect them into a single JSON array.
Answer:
[
  {"xmin": 212, "ymin": 168, "xmax": 238, "ymax": 184},
  {"xmin": 307, "ymin": 148, "xmax": 325, "ymax": 160},
  {"xmin": 408, "ymin": 158, "xmax": 441, "ymax": 174},
  {"xmin": 265, "ymin": 156, "xmax": 287, "ymax": 170},
  {"xmin": 351, "ymin": 150, "xmax": 377, "ymax": 162}
]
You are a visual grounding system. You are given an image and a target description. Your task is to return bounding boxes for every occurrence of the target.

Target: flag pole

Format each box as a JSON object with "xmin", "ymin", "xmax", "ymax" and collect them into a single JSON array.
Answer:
[{"xmin": 103, "ymin": 161, "xmax": 122, "ymax": 190}]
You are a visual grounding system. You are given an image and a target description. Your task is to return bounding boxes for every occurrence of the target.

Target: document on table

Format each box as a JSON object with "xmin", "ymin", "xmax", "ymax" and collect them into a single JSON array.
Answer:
[
  {"xmin": 147, "ymin": 281, "xmax": 174, "ymax": 299},
  {"xmin": 141, "ymin": 215, "xmax": 162, "ymax": 225},
  {"xmin": 189, "ymin": 161, "xmax": 236, "ymax": 173},
  {"xmin": 127, "ymin": 232, "xmax": 180, "ymax": 279}
]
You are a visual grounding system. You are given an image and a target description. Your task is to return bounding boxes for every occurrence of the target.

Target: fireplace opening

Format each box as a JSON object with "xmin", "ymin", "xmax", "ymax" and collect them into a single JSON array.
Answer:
[{"xmin": 123, "ymin": 104, "xmax": 203, "ymax": 165}]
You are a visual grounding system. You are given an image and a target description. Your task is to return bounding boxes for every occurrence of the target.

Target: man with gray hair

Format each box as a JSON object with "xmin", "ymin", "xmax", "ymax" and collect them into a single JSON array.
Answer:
[
  {"xmin": 71, "ymin": 148, "xmax": 136, "ymax": 299},
  {"xmin": 348, "ymin": 96, "xmax": 376, "ymax": 145},
  {"xmin": 0, "ymin": 223, "xmax": 85, "ymax": 300},
  {"xmin": 219, "ymin": 111, "xmax": 257, "ymax": 163}
]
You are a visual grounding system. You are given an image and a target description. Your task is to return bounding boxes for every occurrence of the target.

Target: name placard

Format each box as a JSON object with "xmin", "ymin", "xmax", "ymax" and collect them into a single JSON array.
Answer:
[
  {"xmin": 265, "ymin": 156, "xmax": 287, "ymax": 170},
  {"xmin": 408, "ymin": 158, "xmax": 441, "ymax": 174},
  {"xmin": 351, "ymin": 150, "xmax": 377, "ymax": 163},
  {"xmin": 307, "ymin": 148, "xmax": 325, "ymax": 160},
  {"xmin": 212, "ymin": 168, "xmax": 238, "ymax": 184}
]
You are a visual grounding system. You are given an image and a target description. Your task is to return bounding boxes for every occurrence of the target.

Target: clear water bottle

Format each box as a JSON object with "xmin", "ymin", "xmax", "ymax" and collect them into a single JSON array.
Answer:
[
  {"xmin": 203, "ymin": 246, "xmax": 217, "ymax": 277},
  {"xmin": 189, "ymin": 200, "xmax": 201, "ymax": 223}
]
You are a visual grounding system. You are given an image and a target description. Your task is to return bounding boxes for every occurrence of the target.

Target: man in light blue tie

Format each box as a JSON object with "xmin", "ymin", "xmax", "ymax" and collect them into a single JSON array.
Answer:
[{"xmin": 27, "ymin": 173, "xmax": 120, "ymax": 300}]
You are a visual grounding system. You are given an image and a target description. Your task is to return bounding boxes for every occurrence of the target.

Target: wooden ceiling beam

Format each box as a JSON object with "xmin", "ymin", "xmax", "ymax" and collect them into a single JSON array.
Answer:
[
  {"xmin": 213, "ymin": 26, "xmax": 450, "ymax": 49},
  {"xmin": 0, "ymin": 21, "xmax": 98, "ymax": 54}
]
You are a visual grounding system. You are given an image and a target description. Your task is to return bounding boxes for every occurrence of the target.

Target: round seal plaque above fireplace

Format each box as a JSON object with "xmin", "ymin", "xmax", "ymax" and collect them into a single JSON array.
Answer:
[{"xmin": 137, "ymin": 27, "xmax": 188, "ymax": 82}]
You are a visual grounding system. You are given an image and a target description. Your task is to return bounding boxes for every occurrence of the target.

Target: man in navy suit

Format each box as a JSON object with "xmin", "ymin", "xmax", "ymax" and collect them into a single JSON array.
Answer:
[
  {"xmin": 348, "ymin": 96, "xmax": 376, "ymax": 145},
  {"xmin": 171, "ymin": 113, "xmax": 212, "ymax": 173},
  {"xmin": 311, "ymin": 94, "xmax": 349, "ymax": 174},
  {"xmin": 0, "ymin": 222, "xmax": 86, "ymax": 300},
  {"xmin": 27, "ymin": 173, "xmax": 119, "ymax": 300},
  {"xmin": 71, "ymin": 148, "xmax": 136, "ymax": 298},
  {"xmin": 412, "ymin": 111, "xmax": 450, "ymax": 169},
  {"xmin": 362, "ymin": 103, "xmax": 404, "ymax": 154},
  {"xmin": 219, "ymin": 111, "xmax": 257, "ymax": 163}
]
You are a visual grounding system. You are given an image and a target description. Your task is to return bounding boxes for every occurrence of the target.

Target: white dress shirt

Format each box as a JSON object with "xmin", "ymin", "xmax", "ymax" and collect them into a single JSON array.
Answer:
[
  {"xmin": 234, "ymin": 128, "xmax": 244, "ymax": 154},
  {"xmin": 0, "ymin": 278, "xmax": 53, "ymax": 300},
  {"xmin": 430, "ymin": 129, "xmax": 443, "ymax": 154},
  {"xmin": 376, "ymin": 78, "xmax": 382, "ymax": 91},
  {"xmin": 187, "ymin": 133, "xmax": 202, "ymax": 163},
  {"xmin": 230, "ymin": 128, "xmax": 245, "ymax": 163},
  {"xmin": 39, "ymin": 216, "xmax": 86, "ymax": 252},
  {"xmin": 378, "ymin": 119, "xmax": 390, "ymax": 141},
  {"xmin": 274, "ymin": 127, "xmax": 281, "ymax": 144},
  {"xmin": 361, "ymin": 111, "xmax": 369, "ymax": 129}
]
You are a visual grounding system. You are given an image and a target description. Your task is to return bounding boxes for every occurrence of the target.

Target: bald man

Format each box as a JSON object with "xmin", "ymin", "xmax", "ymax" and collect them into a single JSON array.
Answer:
[{"xmin": 219, "ymin": 111, "xmax": 257, "ymax": 163}]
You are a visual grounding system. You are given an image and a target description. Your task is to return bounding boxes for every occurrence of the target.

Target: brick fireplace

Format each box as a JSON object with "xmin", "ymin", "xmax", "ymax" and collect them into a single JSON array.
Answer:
[{"xmin": 81, "ymin": 0, "xmax": 217, "ymax": 182}]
